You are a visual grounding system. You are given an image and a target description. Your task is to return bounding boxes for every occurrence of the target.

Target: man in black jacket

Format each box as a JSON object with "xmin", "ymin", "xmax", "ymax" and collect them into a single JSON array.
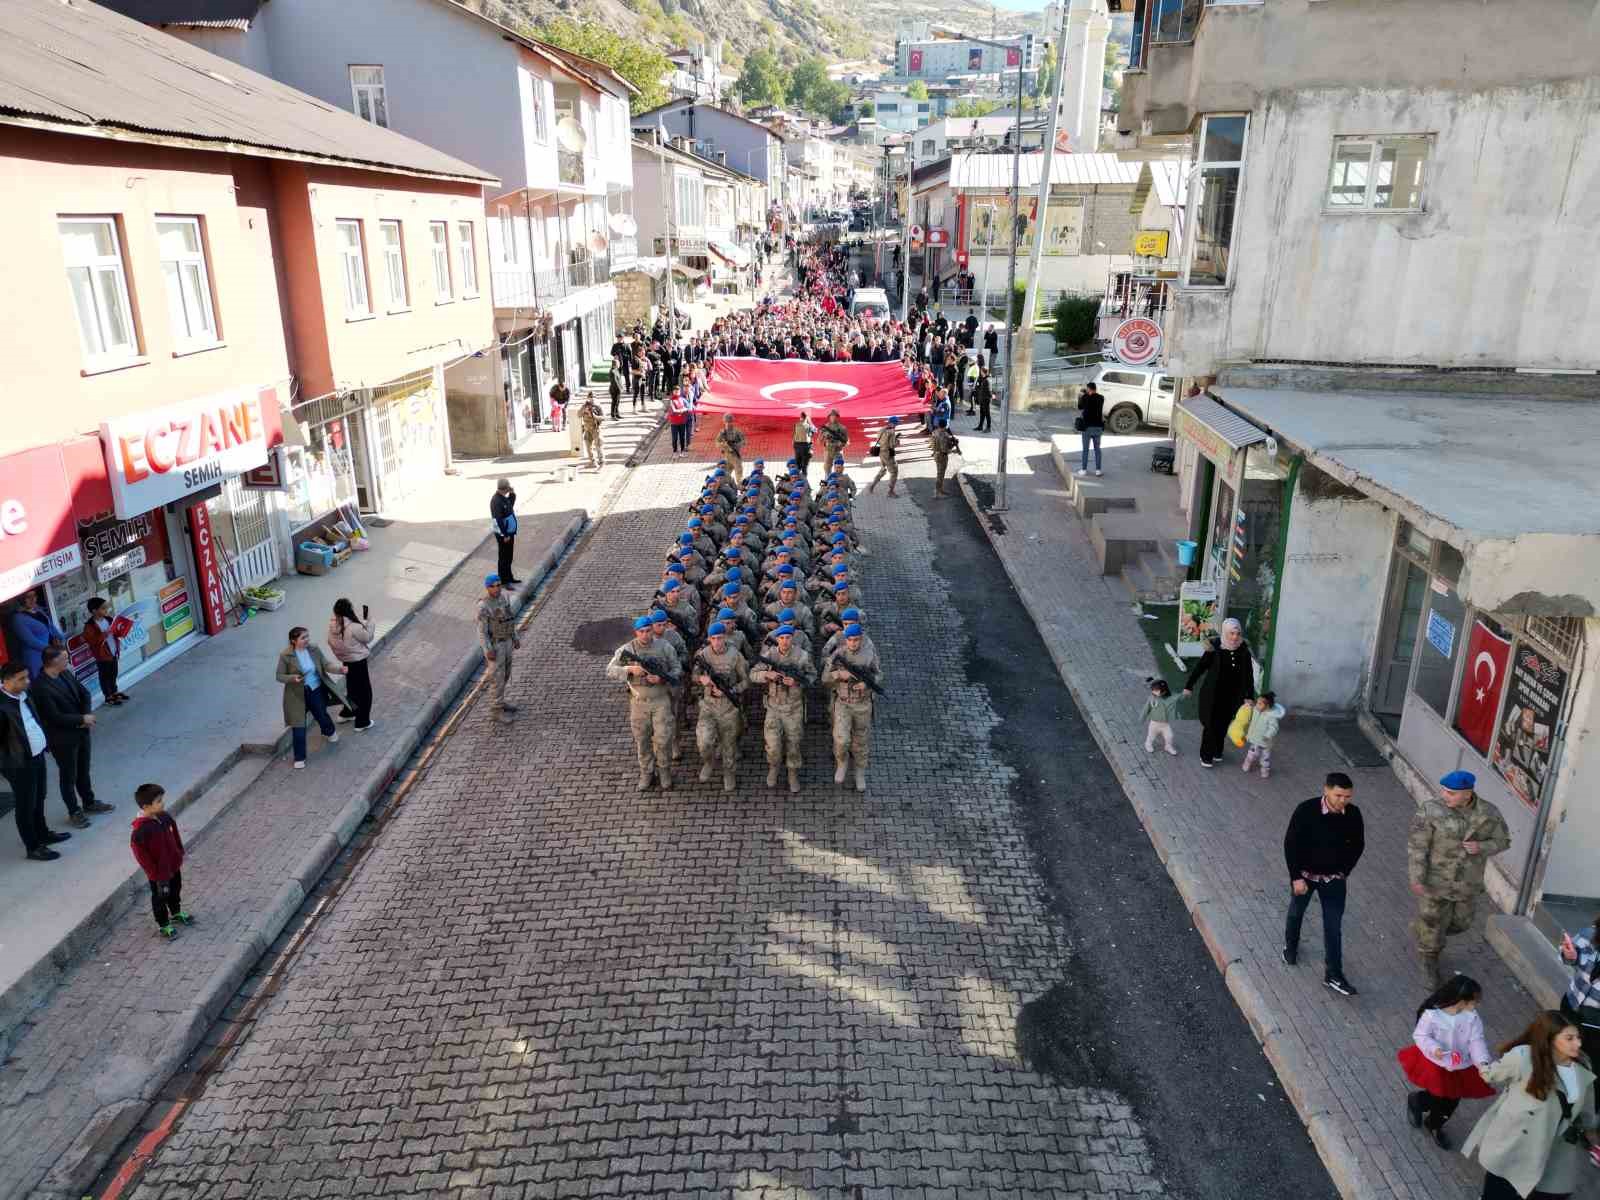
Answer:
[
  {"xmin": 34, "ymin": 646, "xmax": 114, "ymax": 828},
  {"xmin": 1283, "ymin": 771, "xmax": 1366, "ymax": 997},
  {"xmin": 0, "ymin": 659, "xmax": 68, "ymax": 860},
  {"xmin": 490, "ymin": 478, "xmax": 520, "ymax": 586}
]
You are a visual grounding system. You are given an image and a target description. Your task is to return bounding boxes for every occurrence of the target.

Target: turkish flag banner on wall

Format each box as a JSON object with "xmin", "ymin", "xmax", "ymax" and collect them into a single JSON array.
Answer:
[
  {"xmin": 1454, "ymin": 619, "xmax": 1513, "ymax": 754},
  {"xmin": 1005, "ymin": 47, "xmax": 1021, "ymax": 67},
  {"xmin": 700, "ymin": 359, "xmax": 928, "ymax": 426}
]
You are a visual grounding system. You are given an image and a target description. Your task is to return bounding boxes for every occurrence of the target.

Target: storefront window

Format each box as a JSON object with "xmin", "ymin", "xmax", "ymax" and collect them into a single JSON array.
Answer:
[
  {"xmin": 284, "ymin": 424, "xmax": 357, "ymax": 529},
  {"xmin": 1413, "ymin": 582, "xmax": 1465, "ymax": 719}
]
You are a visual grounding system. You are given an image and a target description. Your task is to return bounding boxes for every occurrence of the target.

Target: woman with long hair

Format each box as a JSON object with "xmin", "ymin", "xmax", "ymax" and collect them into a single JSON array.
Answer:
[
  {"xmin": 326, "ymin": 598, "xmax": 375, "ymax": 732},
  {"xmin": 1462, "ymin": 1010, "xmax": 1597, "ymax": 1198}
]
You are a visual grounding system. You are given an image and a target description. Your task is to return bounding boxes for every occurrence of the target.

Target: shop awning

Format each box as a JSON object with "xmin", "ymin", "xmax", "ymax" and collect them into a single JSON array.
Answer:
[
  {"xmin": 1177, "ymin": 395, "xmax": 1267, "ymax": 453},
  {"xmin": 1218, "ymin": 378, "xmax": 1600, "ymax": 614},
  {"xmin": 708, "ymin": 238, "xmax": 751, "ymax": 268}
]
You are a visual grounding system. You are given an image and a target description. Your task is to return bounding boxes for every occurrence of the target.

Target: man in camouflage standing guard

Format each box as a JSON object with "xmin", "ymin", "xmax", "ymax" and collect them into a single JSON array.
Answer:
[
  {"xmin": 1408, "ymin": 769, "xmax": 1512, "ymax": 987},
  {"xmin": 578, "ymin": 392, "xmax": 604, "ymax": 468},
  {"xmin": 827, "ymin": 623, "xmax": 880, "ymax": 792},
  {"xmin": 867, "ymin": 416, "xmax": 901, "ymax": 497},
  {"xmin": 716, "ymin": 413, "xmax": 746, "ymax": 482},
  {"xmin": 477, "ymin": 573, "xmax": 520, "ymax": 715},
  {"xmin": 606, "ymin": 616, "xmax": 681, "ymax": 791}
]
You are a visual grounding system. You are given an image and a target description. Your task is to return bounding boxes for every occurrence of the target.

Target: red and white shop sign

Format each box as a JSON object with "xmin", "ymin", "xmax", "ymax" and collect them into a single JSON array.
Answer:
[
  {"xmin": 1110, "ymin": 317, "xmax": 1163, "ymax": 367},
  {"xmin": 100, "ymin": 385, "xmax": 273, "ymax": 518},
  {"xmin": 187, "ymin": 502, "xmax": 229, "ymax": 636},
  {"xmin": 0, "ymin": 446, "xmax": 81, "ymax": 601},
  {"xmin": 928, "ymin": 228, "xmax": 949, "ymax": 247}
]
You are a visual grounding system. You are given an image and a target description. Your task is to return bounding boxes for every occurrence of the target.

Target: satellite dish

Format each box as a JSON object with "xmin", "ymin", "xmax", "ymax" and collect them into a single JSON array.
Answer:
[
  {"xmin": 589, "ymin": 231, "xmax": 609, "ymax": 253},
  {"xmin": 556, "ymin": 117, "xmax": 587, "ymax": 153}
]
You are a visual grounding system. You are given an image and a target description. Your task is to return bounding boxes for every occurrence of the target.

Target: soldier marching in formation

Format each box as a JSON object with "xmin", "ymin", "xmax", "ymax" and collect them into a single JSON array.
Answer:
[{"xmin": 607, "ymin": 448, "xmax": 884, "ymax": 794}]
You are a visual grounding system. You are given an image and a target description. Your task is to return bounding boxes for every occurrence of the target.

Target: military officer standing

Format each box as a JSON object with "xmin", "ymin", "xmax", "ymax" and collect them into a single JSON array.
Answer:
[
  {"xmin": 477, "ymin": 573, "xmax": 520, "ymax": 714},
  {"xmin": 716, "ymin": 414, "xmax": 746, "ymax": 481},
  {"xmin": 1407, "ymin": 769, "xmax": 1512, "ymax": 986},
  {"xmin": 752, "ymin": 625, "xmax": 816, "ymax": 793},
  {"xmin": 827, "ymin": 624, "xmax": 880, "ymax": 792},
  {"xmin": 694, "ymin": 621, "xmax": 749, "ymax": 792},
  {"xmin": 578, "ymin": 393, "xmax": 604, "ymax": 468},
  {"xmin": 606, "ymin": 616, "xmax": 681, "ymax": 790},
  {"xmin": 930, "ymin": 418, "xmax": 958, "ymax": 497},
  {"xmin": 867, "ymin": 416, "xmax": 901, "ymax": 496}
]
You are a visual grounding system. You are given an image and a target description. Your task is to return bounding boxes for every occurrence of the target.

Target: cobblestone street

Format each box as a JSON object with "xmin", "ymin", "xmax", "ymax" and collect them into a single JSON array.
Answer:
[{"xmin": 113, "ymin": 422, "xmax": 1332, "ymax": 1199}]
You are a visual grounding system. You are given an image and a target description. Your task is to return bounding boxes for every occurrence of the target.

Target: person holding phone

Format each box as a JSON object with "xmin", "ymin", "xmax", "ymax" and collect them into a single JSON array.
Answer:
[
  {"xmin": 326, "ymin": 598, "xmax": 375, "ymax": 732},
  {"xmin": 1558, "ymin": 917, "xmax": 1600, "ymax": 1071},
  {"xmin": 276, "ymin": 627, "xmax": 346, "ymax": 769}
]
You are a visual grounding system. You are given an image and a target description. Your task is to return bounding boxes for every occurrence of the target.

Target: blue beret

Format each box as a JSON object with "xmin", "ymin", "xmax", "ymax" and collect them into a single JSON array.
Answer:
[
  {"xmin": 832, "ymin": 564, "xmax": 849, "ymax": 575},
  {"xmin": 662, "ymin": 578, "xmax": 680, "ymax": 592},
  {"xmin": 786, "ymin": 458, "xmax": 798, "ymax": 467},
  {"xmin": 483, "ymin": 572, "xmax": 501, "ymax": 587},
  {"xmin": 666, "ymin": 563, "xmax": 685, "ymax": 574},
  {"xmin": 650, "ymin": 611, "xmax": 669, "ymax": 625},
  {"xmin": 713, "ymin": 468, "xmax": 726, "ymax": 477},
  {"xmin": 1440, "ymin": 770, "xmax": 1476, "ymax": 790},
  {"xmin": 727, "ymin": 566, "xmax": 742, "ymax": 580},
  {"xmin": 834, "ymin": 456, "xmax": 845, "ymax": 465},
  {"xmin": 831, "ymin": 532, "xmax": 847, "ymax": 543},
  {"xmin": 777, "ymin": 564, "xmax": 794, "ymax": 575},
  {"xmin": 775, "ymin": 624, "xmax": 795, "ymax": 637},
  {"xmin": 841, "ymin": 607, "xmax": 861, "ymax": 621},
  {"xmin": 717, "ymin": 607, "xmax": 736, "ymax": 620},
  {"xmin": 678, "ymin": 531, "xmax": 694, "ymax": 543},
  {"xmin": 754, "ymin": 458, "xmax": 765, "ymax": 466},
  {"xmin": 722, "ymin": 583, "xmax": 740, "ymax": 596},
  {"xmin": 888, "ymin": 415, "xmax": 899, "ymax": 425},
  {"xmin": 707, "ymin": 621, "xmax": 728, "ymax": 636},
  {"xmin": 725, "ymin": 548, "xmax": 741, "ymax": 559},
  {"xmin": 632, "ymin": 616, "xmax": 653, "ymax": 630},
  {"xmin": 844, "ymin": 623, "xmax": 863, "ymax": 637},
  {"xmin": 779, "ymin": 607, "xmax": 796, "ymax": 621},
  {"xmin": 834, "ymin": 584, "xmax": 850, "ymax": 595}
]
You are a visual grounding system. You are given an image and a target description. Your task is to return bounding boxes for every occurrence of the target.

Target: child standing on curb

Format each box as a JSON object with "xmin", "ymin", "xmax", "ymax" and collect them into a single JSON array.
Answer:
[
  {"xmin": 1242, "ymin": 691, "xmax": 1286, "ymax": 778},
  {"xmin": 130, "ymin": 783, "xmax": 190, "ymax": 940},
  {"xmin": 1141, "ymin": 678, "xmax": 1181, "ymax": 755},
  {"xmin": 1397, "ymin": 973, "xmax": 1495, "ymax": 1150}
]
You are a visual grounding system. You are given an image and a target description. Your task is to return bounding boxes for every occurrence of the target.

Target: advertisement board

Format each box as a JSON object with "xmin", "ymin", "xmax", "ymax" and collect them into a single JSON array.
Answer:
[
  {"xmin": 1178, "ymin": 580, "xmax": 1219, "ymax": 658},
  {"xmin": 101, "ymin": 385, "xmax": 274, "ymax": 518}
]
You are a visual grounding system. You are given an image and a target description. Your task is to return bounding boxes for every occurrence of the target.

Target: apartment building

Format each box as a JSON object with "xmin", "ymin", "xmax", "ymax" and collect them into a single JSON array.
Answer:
[
  {"xmin": 103, "ymin": 0, "xmax": 639, "ymax": 455},
  {"xmin": 1116, "ymin": 0, "xmax": 1600, "ymax": 945},
  {"xmin": 634, "ymin": 101, "xmax": 789, "ymax": 223},
  {"xmin": 0, "ymin": 0, "xmax": 494, "ymax": 696}
]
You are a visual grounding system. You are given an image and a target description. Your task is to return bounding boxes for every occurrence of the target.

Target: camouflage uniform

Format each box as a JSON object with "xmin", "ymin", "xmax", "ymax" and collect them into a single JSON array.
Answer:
[
  {"xmin": 930, "ymin": 426, "xmax": 957, "ymax": 495},
  {"xmin": 868, "ymin": 425, "xmax": 899, "ymax": 494},
  {"xmin": 752, "ymin": 642, "xmax": 816, "ymax": 791},
  {"xmin": 716, "ymin": 424, "xmax": 746, "ymax": 481},
  {"xmin": 827, "ymin": 643, "xmax": 881, "ymax": 790},
  {"xmin": 1408, "ymin": 794, "xmax": 1512, "ymax": 979},
  {"xmin": 476, "ymin": 592, "xmax": 518, "ymax": 710},
  {"xmin": 578, "ymin": 401, "xmax": 603, "ymax": 467},
  {"xmin": 605, "ymin": 637, "xmax": 681, "ymax": 789},
  {"xmin": 693, "ymin": 644, "xmax": 749, "ymax": 790}
]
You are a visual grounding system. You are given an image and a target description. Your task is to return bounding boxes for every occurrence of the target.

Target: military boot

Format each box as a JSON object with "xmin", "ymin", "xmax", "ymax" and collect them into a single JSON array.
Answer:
[
  {"xmin": 658, "ymin": 766, "xmax": 673, "ymax": 791},
  {"xmin": 834, "ymin": 760, "xmax": 848, "ymax": 784},
  {"xmin": 637, "ymin": 771, "xmax": 653, "ymax": 791},
  {"xmin": 787, "ymin": 768, "xmax": 801, "ymax": 794},
  {"xmin": 723, "ymin": 769, "xmax": 736, "ymax": 793},
  {"xmin": 699, "ymin": 762, "xmax": 714, "ymax": 783},
  {"xmin": 766, "ymin": 764, "xmax": 779, "ymax": 787},
  {"xmin": 854, "ymin": 768, "xmax": 866, "ymax": 793}
]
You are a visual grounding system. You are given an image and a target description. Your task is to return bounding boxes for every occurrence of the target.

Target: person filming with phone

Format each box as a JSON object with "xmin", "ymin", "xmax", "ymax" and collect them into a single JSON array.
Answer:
[{"xmin": 326, "ymin": 598, "xmax": 375, "ymax": 732}]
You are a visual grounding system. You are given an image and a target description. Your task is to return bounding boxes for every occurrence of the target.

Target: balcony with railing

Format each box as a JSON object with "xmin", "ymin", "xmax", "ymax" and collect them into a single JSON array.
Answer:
[{"xmin": 610, "ymin": 235, "xmax": 638, "ymax": 270}]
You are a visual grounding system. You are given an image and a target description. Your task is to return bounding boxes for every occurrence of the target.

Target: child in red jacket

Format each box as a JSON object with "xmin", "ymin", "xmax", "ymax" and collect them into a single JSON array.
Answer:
[{"xmin": 129, "ymin": 783, "xmax": 189, "ymax": 939}]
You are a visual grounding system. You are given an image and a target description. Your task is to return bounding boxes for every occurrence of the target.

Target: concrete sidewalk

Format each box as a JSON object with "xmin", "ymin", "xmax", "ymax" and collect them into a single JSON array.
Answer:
[
  {"xmin": 0, "ymin": 410, "xmax": 660, "ymax": 1200},
  {"xmin": 943, "ymin": 427, "xmax": 1565, "ymax": 1200}
]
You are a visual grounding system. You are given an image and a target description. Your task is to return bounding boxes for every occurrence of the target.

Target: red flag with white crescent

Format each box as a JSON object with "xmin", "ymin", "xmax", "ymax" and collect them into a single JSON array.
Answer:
[
  {"xmin": 698, "ymin": 358, "xmax": 929, "ymax": 426},
  {"xmin": 1454, "ymin": 619, "xmax": 1512, "ymax": 754}
]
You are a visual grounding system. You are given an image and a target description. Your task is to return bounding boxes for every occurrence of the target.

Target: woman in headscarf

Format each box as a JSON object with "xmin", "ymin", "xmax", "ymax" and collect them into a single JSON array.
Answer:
[{"xmin": 1182, "ymin": 617, "xmax": 1257, "ymax": 768}]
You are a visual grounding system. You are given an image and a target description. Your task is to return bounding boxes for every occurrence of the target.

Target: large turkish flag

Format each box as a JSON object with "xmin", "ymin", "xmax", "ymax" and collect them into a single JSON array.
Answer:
[
  {"xmin": 1454, "ymin": 619, "xmax": 1512, "ymax": 754},
  {"xmin": 699, "ymin": 358, "xmax": 928, "ymax": 426}
]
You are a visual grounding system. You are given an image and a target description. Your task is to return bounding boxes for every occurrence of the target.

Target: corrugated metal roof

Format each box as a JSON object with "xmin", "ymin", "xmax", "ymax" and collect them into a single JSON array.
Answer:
[
  {"xmin": 0, "ymin": 0, "xmax": 496, "ymax": 182},
  {"xmin": 1177, "ymin": 396, "xmax": 1267, "ymax": 452},
  {"xmin": 948, "ymin": 152, "xmax": 1142, "ymax": 190},
  {"xmin": 90, "ymin": 0, "xmax": 265, "ymax": 25}
]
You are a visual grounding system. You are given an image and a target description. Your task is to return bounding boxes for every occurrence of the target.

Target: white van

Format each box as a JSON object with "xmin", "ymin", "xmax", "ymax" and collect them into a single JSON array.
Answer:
[
  {"xmin": 849, "ymin": 287, "xmax": 890, "ymax": 319},
  {"xmin": 1089, "ymin": 364, "xmax": 1177, "ymax": 434}
]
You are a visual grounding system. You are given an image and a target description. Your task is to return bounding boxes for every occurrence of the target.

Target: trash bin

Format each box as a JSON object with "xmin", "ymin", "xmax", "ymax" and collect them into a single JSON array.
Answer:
[{"xmin": 1175, "ymin": 540, "xmax": 1198, "ymax": 567}]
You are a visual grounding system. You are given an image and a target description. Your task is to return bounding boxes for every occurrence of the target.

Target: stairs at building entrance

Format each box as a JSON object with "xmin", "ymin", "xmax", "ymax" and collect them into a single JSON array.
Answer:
[{"xmin": 1049, "ymin": 435, "xmax": 1189, "ymax": 603}]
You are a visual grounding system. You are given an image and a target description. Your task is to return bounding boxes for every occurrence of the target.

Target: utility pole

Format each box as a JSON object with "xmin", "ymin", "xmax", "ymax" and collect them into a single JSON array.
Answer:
[
  {"xmin": 995, "ymin": 37, "xmax": 1025, "ymax": 511},
  {"xmin": 657, "ymin": 121, "xmax": 677, "ymax": 330},
  {"xmin": 899, "ymin": 149, "xmax": 913, "ymax": 321},
  {"xmin": 1011, "ymin": 0, "xmax": 1072, "ymax": 419}
]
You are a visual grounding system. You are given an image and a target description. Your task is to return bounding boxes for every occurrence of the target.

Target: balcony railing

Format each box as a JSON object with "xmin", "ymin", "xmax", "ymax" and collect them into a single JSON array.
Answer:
[{"xmin": 610, "ymin": 235, "xmax": 638, "ymax": 269}]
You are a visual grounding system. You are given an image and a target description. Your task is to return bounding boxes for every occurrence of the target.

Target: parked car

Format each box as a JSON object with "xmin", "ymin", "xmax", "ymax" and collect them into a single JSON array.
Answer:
[
  {"xmin": 1089, "ymin": 364, "xmax": 1177, "ymax": 434},
  {"xmin": 849, "ymin": 286, "xmax": 891, "ymax": 318}
]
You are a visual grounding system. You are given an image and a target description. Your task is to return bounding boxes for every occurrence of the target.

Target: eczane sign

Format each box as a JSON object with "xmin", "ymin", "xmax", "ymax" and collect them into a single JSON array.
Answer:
[{"xmin": 101, "ymin": 385, "xmax": 272, "ymax": 517}]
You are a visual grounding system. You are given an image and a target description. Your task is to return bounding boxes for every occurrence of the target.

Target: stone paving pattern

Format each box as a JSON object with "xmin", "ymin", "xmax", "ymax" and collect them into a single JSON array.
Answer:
[
  {"xmin": 953, "ymin": 432, "xmax": 1552, "ymax": 1200},
  {"xmin": 123, "ymin": 422, "xmax": 1169, "ymax": 1199},
  {"xmin": 0, "ymin": 415, "xmax": 660, "ymax": 1200}
]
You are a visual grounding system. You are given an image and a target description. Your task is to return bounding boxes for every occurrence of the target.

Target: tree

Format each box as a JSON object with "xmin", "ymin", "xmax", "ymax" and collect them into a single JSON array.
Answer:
[
  {"xmin": 1035, "ymin": 41, "xmax": 1058, "ymax": 102},
  {"xmin": 736, "ymin": 48, "xmax": 789, "ymax": 108},
  {"xmin": 949, "ymin": 98, "xmax": 999, "ymax": 118},
  {"xmin": 1052, "ymin": 296, "xmax": 1101, "ymax": 349},
  {"xmin": 789, "ymin": 57, "xmax": 829, "ymax": 110},
  {"xmin": 906, "ymin": 79, "xmax": 929, "ymax": 101},
  {"xmin": 532, "ymin": 18, "xmax": 669, "ymax": 115}
]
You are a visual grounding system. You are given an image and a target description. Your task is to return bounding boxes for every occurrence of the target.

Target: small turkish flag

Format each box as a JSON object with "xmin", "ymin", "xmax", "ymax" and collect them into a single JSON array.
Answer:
[{"xmin": 1454, "ymin": 619, "xmax": 1511, "ymax": 754}]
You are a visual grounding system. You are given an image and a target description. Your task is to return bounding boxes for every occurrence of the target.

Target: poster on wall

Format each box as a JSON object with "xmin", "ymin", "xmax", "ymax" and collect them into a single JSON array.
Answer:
[
  {"xmin": 968, "ymin": 46, "xmax": 984, "ymax": 71},
  {"xmin": 1178, "ymin": 580, "xmax": 1219, "ymax": 658},
  {"xmin": 1492, "ymin": 644, "xmax": 1568, "ymax": 809}
]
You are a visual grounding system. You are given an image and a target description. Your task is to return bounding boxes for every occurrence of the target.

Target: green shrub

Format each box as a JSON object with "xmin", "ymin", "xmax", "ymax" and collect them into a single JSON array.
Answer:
[{"xmin": 1052, "ymin": 296, "xmax": 1101, "ymax": 348}]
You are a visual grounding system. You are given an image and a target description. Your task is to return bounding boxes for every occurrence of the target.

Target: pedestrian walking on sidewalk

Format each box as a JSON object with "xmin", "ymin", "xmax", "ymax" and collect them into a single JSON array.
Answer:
[
  {"xmin": 478, "ymin": 574, "xmax": 521, "ymax": 715},
  {"xmin": 1076, "ymin": 382, "xmax": 1105, "ymax": 476},
  {"xmin": 1409, "ymin": 770, "xmax": 1513, "ymax": 988},
  {"xmin": 130, "ymin": 783, "xmax": 190, "ymax": 940},
  {"xmin": 608, "ymin": 369, "xmax": 623, "ymax": 420},
  {"xmin": 548, "ymin": 380, "xmax": 569, "ymax": 431},
  {"xmin": 579, "ymin": 394, "xmax": 605, "ymax": 468},
  {"xmin": 668, "ymin": 390, "xmax": 691, "ymax": 455},
  {"xmin": 1, "ymin": 659, "xmax": 67, "ymax": 861},
  {"xmin": 1556, "ymin": 917, "xmax": 1600, "ymax": 1070},
  {"xmin": 1182, "ymin": 617, "xmax": 1256, "ymax": 766},
  {"xmin": 277, "ymin": 626, "xmax": 346, "ymax": 769},
  {"xmin": 82, "ymin": 597, "xmax": 130, "ymax": 704},
  {"xmin": 974, "ymin": 360, "xmax": 994, "ymax": 432},
  {"xmin": 1140, "ymin": 678, "xmax": 1180, "ymax": 754},
  {"xmin": 1241, "ymin": 691, "xmax": 1286, "ymax": 778},
  {"xmin": 1282, "ymin": 771, "xmax": 1365, "ymax": 996},
  {"xmin": 1399, "ymin": 974, "xmax": 1494, "ymax": 1150},
  {"xmin": 326, "ymin": 599, "xmax": 375, "ymax": 732},
  {"xmin": 490, "ymin": 478, "xmax": 521, "ymax": 586},
  {"xmin": 34, "ymin": 646, "xmax": 114, "ymax": 827},
  {"xmin": 1462, "ymin": 1011, "xmax": 1598, "ymax": 1199}
]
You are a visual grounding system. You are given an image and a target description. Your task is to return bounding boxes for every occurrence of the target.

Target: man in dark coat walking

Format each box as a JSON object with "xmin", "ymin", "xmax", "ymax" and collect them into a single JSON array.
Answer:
[
  {"xmin": 33, "ymin": 646, "xmax": 115, "ymax": 828},
  {"xmin": 490, "ymin": 478, "xmax": 520, "ymax": 586},
  {"xmin": 1182, "ymin": 616, "xmax": 1256, "ymax": 767}
]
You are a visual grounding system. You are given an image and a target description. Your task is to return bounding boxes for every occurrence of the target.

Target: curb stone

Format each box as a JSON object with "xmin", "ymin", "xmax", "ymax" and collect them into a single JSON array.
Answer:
[
  {"xmin": 956, "ymin": 469, "xmax": 1380, "ymax": 1200},
  {"xmin": 31, "ymin": 512, "xmax": 585, "ymax": 1200}
]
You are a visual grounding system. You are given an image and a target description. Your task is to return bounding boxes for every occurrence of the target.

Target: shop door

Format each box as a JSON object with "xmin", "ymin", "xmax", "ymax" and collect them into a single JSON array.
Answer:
[
  {"xmin": 215, "ymin": 478, "xmax": 278, "ymax": 589},
  {"xmin": 1372, "ymin": 559, "xmax": 1429, "ymax": 733},
  {"xmin": 559, "ymin": 325, "xmax": 580, "ymax": 396},
  {"xmin": 346, "ymin": 411, "xmax": 380, "ymax": 513}
]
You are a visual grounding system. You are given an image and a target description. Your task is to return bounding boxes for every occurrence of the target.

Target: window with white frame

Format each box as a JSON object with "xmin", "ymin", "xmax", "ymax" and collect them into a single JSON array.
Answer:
[
  {"xmin": 430, "ymin": 221, "xmax": 452, "ymax": 301},
  {"xmin": 497, "ymin": 204, "xmax": 516, "ymax": 264},
  {"xmin": 1327, "ymin": 135, "xmax": 1429, "ymax": 212},
  {"xmin": 1184, "ymin": 113, "xmax": 1248, "ymax": 288},
  {"xmin": 335, "ymin": 219, "xmax": 370, "ymax": 316},
  {"xmin": 378, "ymin": 220, "xmax": 408, "ymax": 309},
  {"xmin": 349, "ymin": 66, "xmax": 389, "ymax": 127},
  {"xmin": 456, "ymin": 220, "xmax": 478, "ymax": 295},
  {"xmin": 526, "ymin": 75, "xmax": 549, "ymax": 144},
  {"xmin": 155, "ymin": 215, "xmax": 218, "ymax": 347},
  {"xmin": 59, "ymin": 217, "xmax": 139, "ymax": 362}
]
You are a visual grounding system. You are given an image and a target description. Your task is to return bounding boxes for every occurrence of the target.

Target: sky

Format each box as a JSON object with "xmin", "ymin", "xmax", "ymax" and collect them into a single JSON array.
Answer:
[{"xmin": 991, "ymin": 0, "xmax": 1052, "ymax": 10}]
